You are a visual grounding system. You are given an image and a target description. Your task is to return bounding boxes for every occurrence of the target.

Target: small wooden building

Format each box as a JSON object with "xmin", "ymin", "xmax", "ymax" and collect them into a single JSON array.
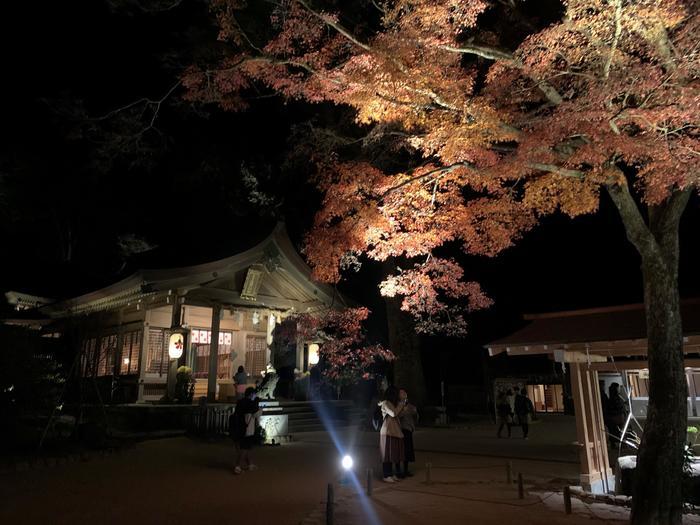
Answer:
[
  {"xmin": 6, "ymin": 223, "xmax": 344, "ymax": 404},
  {"xmin": 487, "ymin": 301, "xmax": 700, "ymax": 494}
]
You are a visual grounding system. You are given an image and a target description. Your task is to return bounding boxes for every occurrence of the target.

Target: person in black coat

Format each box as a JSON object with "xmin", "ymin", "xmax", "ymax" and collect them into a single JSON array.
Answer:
[{"xmin": 514, "ymin": 388, "xmax": 535, "ymax": 439}]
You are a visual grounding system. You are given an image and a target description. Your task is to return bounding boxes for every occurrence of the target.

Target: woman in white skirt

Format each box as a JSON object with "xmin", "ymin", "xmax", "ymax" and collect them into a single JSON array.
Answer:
[{"xmin": 379, "ymin": 386, "xmax": 404, "ymax": 482}]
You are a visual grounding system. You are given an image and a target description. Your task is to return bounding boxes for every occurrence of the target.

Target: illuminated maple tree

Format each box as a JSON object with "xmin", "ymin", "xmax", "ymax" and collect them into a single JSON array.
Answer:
[
  {"xmin": 185, "ymin": 2, "xmax": 698, "ymax": 521},
  {"xmin": 272, "ymin": 307, "xmax": 394, "ymax": 385}
]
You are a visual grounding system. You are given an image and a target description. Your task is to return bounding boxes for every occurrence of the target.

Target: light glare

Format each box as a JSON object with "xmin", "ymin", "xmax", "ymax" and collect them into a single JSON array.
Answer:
[{"xmin": 341, "ymin": 454, "xmax": 353, "ymax": 470}]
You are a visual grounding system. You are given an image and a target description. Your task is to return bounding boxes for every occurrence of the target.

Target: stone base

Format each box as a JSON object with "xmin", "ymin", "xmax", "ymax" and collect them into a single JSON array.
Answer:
[{"xmin": 581, "ymin": 469, "xmax": 615, "ymax": 494}]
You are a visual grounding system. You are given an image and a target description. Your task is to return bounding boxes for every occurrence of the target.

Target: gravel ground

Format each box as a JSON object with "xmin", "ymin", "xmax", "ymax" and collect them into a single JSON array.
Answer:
[{"xmin": 0, "ymin": 414, "xmax": 613, "ymax": 525}]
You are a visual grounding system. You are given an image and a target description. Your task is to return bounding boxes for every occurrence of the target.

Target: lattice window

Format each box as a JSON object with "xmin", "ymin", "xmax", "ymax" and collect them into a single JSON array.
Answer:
[
  {"xmin": 245, "ymin": 335, "xmax": 267, "ymax": 377},
  {"xmin": 191, "ymin": 329, "xmax": 233, "ymax": 379},
  {"xmin": 143, "ymin": 383, "xmax": 167, "ymax": 397},
  {"xmin": 146, "ymin": 328, "xmax": 170, "ymax": 376},
  {"xmin": 119, "ymin": 330, "xmax": 142, "ymax": 375},
  {"xmin": 96, "ymin": 334, "xmax": 117, "ymax": 376},
  {"xmin": 81, "ymin": 338, "xmax": 97, "ymax": 377}
]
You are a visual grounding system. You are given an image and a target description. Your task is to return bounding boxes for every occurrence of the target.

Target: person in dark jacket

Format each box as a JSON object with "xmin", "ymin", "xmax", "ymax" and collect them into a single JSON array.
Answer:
[
  {"xmin": 514, "ymin": 388, "xmax": 535, "ymax": 439},
  {"xmin": 234, "ymin": 366, "xmax": 248, "ymax": 400},
  {"xmin": 496, "ymin": 391, "xmax": 513, "ymax": 438},
  {"xmin": 398, "ymin": 388, "xmax": 418, "ymax": 477},
  {"xmin": 606, "ymin": 382, "xmax": 628, "ymax": 440},
  {"xmin": 231, "ymin": 387, "xmax": 263, "ymax": 474}
]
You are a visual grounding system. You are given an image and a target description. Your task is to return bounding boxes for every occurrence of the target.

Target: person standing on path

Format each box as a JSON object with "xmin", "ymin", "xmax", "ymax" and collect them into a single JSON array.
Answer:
[
  {"xmin": 496, "ymin": 391, "xmax": 513, "ymax": 438},
  {"xmin": 606, "ymin": 382, "xmax": 628, "ymax": 440},
  {"xmin": 234, "ymin": 366, "xmax": 248, "ymax": 400},
  {"xmin": 514, "ymin": 387, "xmax": 535, "ymax": 439},
  {"xmin": 505, "ymin": 389, "xmax": 515, "ymax": 416},
  {"xmin": 231, "ymin": 387, "xmax": 263, "ymax": 474},
  {"xmin": 398, "ymin": 388, "xmax": 418, "ymax": 477},
  {"xmin": 379, "ymin": 386, "xmax": 405, "ymax": 483}
]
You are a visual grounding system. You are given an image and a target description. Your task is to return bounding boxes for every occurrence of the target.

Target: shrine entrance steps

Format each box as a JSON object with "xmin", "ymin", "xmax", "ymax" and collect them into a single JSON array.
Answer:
[{"xmin": 261, "ymin": 400, "xmax": 367, "ymax": 434}]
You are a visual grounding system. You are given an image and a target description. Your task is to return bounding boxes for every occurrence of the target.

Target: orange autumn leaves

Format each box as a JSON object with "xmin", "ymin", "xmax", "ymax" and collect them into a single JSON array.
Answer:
[{"xmin": 185, "ymin": 0, "xmax": 699, "ymax": 335}]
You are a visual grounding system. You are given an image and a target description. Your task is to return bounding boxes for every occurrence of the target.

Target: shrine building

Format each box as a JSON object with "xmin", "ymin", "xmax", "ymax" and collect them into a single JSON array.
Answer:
[{"xmin": 5, "ymin": 223, "xmax": 344, "ymax": 404}]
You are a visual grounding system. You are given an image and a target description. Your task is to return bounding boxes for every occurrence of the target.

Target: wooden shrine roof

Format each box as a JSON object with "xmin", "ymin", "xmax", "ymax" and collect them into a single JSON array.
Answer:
[
  {"xmin": 487, "ymin": 300, "xmax": 700, "ymax": 357},
  {"xmin": 5, "ymin": 223, "xmax": 349, "ymax": 317}
]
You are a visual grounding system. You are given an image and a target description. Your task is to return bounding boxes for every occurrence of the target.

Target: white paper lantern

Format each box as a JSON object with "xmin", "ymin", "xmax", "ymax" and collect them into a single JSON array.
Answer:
[
  {"xmin": 308, "ymin": 343, "xmax": 320, "ymax": 366},
  {"xmin": 168, "ymin": 333, "xmax": 184, "ymax": 359}
]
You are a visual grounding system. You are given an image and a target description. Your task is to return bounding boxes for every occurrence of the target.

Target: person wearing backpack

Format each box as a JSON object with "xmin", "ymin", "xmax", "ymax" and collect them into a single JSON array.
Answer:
[
  {"xmin": 231, "ymin": 387, "xmax": 263, "ymax": 474},
  {"xmin": 378, "ymin": 386, "xmax": 404, "ymax": 483}
]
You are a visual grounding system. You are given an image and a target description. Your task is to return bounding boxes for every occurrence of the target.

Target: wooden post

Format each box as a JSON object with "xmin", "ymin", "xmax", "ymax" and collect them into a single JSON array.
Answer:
[
  {"xmin": 167, "ymin": 296, "xmax": 184, "ymax": 400},
  {"xmin": 570, "ymin": 362, "xmax": 612, "ymax": 493},
  {"xmin": 207, "ymin": 304, "xmax": 222, "ymax": 402},
  {"xmin": 366, "ymin": 468, "xmax": 373, "ymax": 497},
  {"xmin": 326, "ymin": 483, "xmax": 334, "ymax": 525},
  {"xmin": 507, "ymin": 461, "xmax": 513, "ymax": 484},
  {"xmin": 136, "ymin": 310, "xmax": 150, "ymax": 403},
  {"xmin": 425, "ymin": 462, "xmax": 432, "ymax": 485},
  {"xmin": 517, "ymin": 473, "xmax": 524, "ymax": 499},
  {"xmin": 563, "ymin": 485, "xmax": 572, "ymax": 514},
  {"xmin": 112, "ymin": 309, "xmax": 125, "ymax": 402}
]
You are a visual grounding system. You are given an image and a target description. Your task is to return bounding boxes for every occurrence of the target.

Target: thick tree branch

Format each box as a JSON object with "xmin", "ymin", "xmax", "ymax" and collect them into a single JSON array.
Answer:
[
  {"xmin": 382, "ymin": 162, "xmax": 475, "ymax": 198},
  {"xmin": 650, "ymin": 188, "xmax": 692, "ymax": 234},
  {"xmin": 648, "ymin": 188, "xmax": 691, "ymax": 278},
  {"xmin": 438, "ymin": 44, "xmax": 514, "ymax": 62},
  {"xmin": 604, "ymin": 175, "xmax": 661, "ymax": 263},
  {"xmin": 603, "ymin": 0, "xmax": 623, "ymax": 79},
  {"xmin": 527, "ymin": 163, "xmax": 585, "ymax": 179},
  {"xmin": 440, "ymin": 44, "xmax": 563, "ymax": 105}
]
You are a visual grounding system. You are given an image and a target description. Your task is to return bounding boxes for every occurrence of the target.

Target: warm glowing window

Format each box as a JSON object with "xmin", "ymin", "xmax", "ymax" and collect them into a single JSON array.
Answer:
[
  {"xmin": 526, "ymin": 384, "xmax": 564, "ymax": 413},
  {"xmin": 245, "ymin": 335, "xmax": 267, "ymax": 377},
  {"xmin": 191, "ymin": 329, "xmax": 233, "ymax": 379},
  {"xmin": 146, "ymin": 328, "xmax": 171, "ymax": 376},
  {"xmin": 119, "ymin": 330, "xmax": 142, "ymax": 375},
  {"xmin": 81, "ymin": 338, "xmax": 97, "ymax": 377},
  {"xmin": 96, "ymin": 334, "xmax": 118, "ymax": 376}
]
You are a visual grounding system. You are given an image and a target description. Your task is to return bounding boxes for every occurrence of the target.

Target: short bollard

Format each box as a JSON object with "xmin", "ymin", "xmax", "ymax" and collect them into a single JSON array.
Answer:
[
  {"xmin": 366, "ymin": 468, "xmax": 373, "ymax": 497},
  {"xmin": 425, "ymin": 462, "xmax": 432, "ymax": 485},
  {"xmin": 563, "ymin": 486, "xmax": 572, "ymax": 514},
  {"xmin": 517, "ymin": 473, "xmax": 524, "ymax": 499},
  {"xmin": 326, "ymin": 483, "xmax": 334, "ymax": 525},
  {"xmin": 506, "ymin": 461, "xmax": 513, "ymax": 484}
]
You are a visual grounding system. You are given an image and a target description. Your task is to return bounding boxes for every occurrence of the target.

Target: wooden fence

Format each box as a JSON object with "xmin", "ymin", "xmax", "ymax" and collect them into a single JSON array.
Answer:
[{"xmin": 189, "ymin": 405, "xmax": 234, "ymax": 436}]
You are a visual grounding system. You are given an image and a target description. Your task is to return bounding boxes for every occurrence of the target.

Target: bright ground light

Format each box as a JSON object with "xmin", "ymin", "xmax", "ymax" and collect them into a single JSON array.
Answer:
[{"xmin": 341, "ymin": 455, "xmax": 353, "ymax": 470}]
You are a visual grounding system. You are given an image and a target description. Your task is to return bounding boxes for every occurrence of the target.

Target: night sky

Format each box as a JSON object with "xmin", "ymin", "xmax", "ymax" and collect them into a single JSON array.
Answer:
[{"xmin": 2, "ymin": 1, "xmax": 699, "ymax": 397}]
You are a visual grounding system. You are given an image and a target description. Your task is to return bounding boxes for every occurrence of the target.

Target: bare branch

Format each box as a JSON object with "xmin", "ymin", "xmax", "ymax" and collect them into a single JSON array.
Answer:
[
  {"xmin": 370, "ymin": 0, "xmax": 386, "ymax": 14},
  {"xmin": 603, "ymin": 0, "xmax": 623, "ymax": 79},
  {"xmin": 92, "ymin": 81, "xmax": 181, "ymax": 124},
  {"xmin": 295, "ymin": 0, "xmax": 372, "ymax": 53}
]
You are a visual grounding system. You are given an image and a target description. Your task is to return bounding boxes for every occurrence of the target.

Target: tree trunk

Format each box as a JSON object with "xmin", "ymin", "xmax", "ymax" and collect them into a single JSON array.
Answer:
[
  {"xmin": 384, "ymin": 294, "xmax": 427, "ymax": 407},
  {"xmin": 606, "ymin": 181, "xmax": 690, "ymax": 525},
  {"xmin": 631, "ymin": 255, "xmax": 686, "ymax": 524}
]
